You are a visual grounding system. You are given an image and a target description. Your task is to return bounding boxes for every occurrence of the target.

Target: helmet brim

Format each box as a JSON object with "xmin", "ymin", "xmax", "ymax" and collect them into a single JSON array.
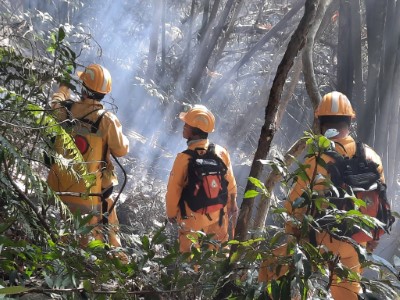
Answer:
[
  {"xmin": 178, "ymin": 111, "xmax": 187, "ymax": 122},
  {"xmin": 77, "ymin": 71, "xmax": 84, "ymax": 79}
]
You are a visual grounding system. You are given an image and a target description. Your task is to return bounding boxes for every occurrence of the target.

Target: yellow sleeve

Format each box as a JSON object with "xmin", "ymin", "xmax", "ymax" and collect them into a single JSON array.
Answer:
[
  {"xmin": 51, "ymin": 85, "xmax": 70, "ymax": 106},
  {"xmin": 104, "ymin": 112, "xmax": 129, "ymax": 157},
  {"xmin": 165, "ymin": 153, "xmax": 188, "ymax": 219}
]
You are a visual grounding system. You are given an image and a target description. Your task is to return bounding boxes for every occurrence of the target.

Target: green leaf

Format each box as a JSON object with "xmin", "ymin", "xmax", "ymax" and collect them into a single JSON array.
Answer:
[
  {"xmin": 230, "ymin": 250, "xmax": 239, "ymax": 264},
  {"xmin": 82, "ymin": 280, "xmax": 93, "ymax": 293},
  {"xmin": 248, "ymin": 176, "xmax": 265, "ymax": 190},
  {"xmin": 318, "ymin": 135, "xmax": 331, "ymax": 150},
  {"xmin": 58, "ymin": 26, "xmax": 66, "ymax": 41},
  {"xmin": 244, "ymin": 189, "xmax": 259, "ymax": 198},
  {"xmin": 87, "ymin": 239, "xmax": 104, "ymax": 249},
  {"xmin": 141, "ymin": 235, "xmax": 150, "ymax": 250}
]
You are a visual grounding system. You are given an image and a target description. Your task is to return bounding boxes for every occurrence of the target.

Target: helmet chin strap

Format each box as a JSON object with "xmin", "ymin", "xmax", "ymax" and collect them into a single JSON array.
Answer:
[{"xmin": 81, "ymin": 85, "xmax": 104, "ymax": 101}]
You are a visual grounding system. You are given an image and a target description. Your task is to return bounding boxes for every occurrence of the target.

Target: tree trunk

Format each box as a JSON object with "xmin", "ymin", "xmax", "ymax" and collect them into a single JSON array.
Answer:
[
  {"xmin": 303, "ymin": 0, "xmax": 332, "ymax": 105},
  {"xmin": 233, "ymin": 0, "xmax": 319, "ymax": 243},
  {"xmin": 375, "ymin": 0, "xmax": 398, "ymax": 158},
  {"xmin": 359, "ymin": 0, "xmax": 387, "ymax": 145},
  {"xmin": 251, "ymin": 57, "xmax": 303, "ymax": 233},
  {"xmin": 199, "ymin": 0, "xmax": 245, "ymax": 100},
  {"xmin": 250, "ymin": 0, "xmax": 333, "ymax": 235},
  {"xmin": 146, "ymin": 0, "xmax": 162, "ymax": 81},
  {"xmin": 350, "ymin": 0, "xmax": 363, "ymax": 105},
  {"xmin": 182, "ymin": 0, "xmax": 237, "ymax": 101},
  {"xmin": 336, "ymin": 0, "xmax": 352, "ymax": 97},
  {"xmin": 161, "ymin": 0, "xmax": 166, "ymax": 76},
  {"xmin": 381, "ymin": 2, "xmax": 400, "ymax": 193},
  {"xmin": 198, "ymin": 0, "xmax": 211, "ymax": 41},
  {"xmin": 203, "ymin": 0, "xmax": 306, "ymax": 102}
]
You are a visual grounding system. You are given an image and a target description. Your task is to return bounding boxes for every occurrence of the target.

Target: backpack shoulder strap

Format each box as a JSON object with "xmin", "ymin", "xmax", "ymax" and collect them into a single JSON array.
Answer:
[
  {"xmin": 60, "ymin": 99, "xmax": 75, "ymax": 120},
  {"xmin": 355, "ymin": 141, "xmax": 366, "ymax": 159},
  {"xmin": 79, "ymin": 109, "xmax": 107, "ymax": 133},
  {"xmin": 208, "ymin": 143, "xmax": 216, "ymax": 153},
  {"xmin": 182, "ymin": 149, "xmax": 197, "ymax": 158},
  {"xmin": 91, "ymin": 110, "xmax": 107, "ymax": 133}
]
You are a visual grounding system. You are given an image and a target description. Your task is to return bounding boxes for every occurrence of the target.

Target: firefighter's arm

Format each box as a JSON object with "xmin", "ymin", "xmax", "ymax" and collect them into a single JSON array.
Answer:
[
  {"xmin": 50, "ymin": 84, "xmax": 71, "ymax": 108},
  {"xmin": 365, "ymin": 145, "xmax": 385, "ymax": 183},
  {"xmin": 166, "ymin": 154, "xmax": 188, "ymax": 220},
  {"xmin": 228, "ymin": 193, "xmax": 238, "ymax": 238},
  {"xmin": 223, "ymin": 149, "xmax": 238, "ymax": 237},
  {"xmin": 105, "ymin": 113, "xmax": 129, "ymax": 157}
]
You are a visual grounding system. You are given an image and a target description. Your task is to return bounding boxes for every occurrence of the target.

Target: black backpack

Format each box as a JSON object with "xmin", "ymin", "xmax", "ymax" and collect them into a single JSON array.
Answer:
[
  {"xmin": 179, "ymin": 143, "xmax": 229, "ymax": 226},
  {"xmin": 312, "ymin": 141, "xmax": 394, "ymax": 243}
]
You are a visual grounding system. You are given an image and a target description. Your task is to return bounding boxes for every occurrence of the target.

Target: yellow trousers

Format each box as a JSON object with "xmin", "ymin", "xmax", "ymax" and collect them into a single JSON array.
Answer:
[
  {"xmin": 258, "ymin": 232, "xmax": 361, "ymax": 300},
  {"xmin": 178, "ymin": 220, "xmax": 229, "ymax": 253}
]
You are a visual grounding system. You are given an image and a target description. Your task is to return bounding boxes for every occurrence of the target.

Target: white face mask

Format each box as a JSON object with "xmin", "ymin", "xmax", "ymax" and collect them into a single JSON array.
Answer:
[{"xmin": 324, "ymin": 128, "xmax": 339, "ymax": 139}]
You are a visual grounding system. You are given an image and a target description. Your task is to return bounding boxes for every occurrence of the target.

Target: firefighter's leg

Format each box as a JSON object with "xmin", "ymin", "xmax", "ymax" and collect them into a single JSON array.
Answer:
[
  {"xmin": 258, "ymin": 243, "xmax": 290, "ymax": 283},
  {"xmin": 178, "ymin": 228, "xmax": 198, "ymax": 253},
  {"xmin": 105, "ymin": 198, "xmax": 122, "ymax": 247},
  {"xmin": 104, "ymin": 198, "xmax": 129, "ymax": 264},
  {"xmin": 316, "ymin": 232, "xmax": 361, "ymax": 300},
  {"xmin": 203, "ymin": 221, "xmax": 229, "ymax": 252}
]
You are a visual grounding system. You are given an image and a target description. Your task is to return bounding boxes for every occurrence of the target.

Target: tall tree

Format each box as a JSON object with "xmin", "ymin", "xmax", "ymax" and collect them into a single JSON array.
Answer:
[
  {"xmin": 146, "ymin": 0, "xmax": 162, "ymax": 80},
  {"xmin": 359, "ymin": 0, "xmax": 387, "ymax": 144},
  {"xmin": 234, "ymin": 0, "xmax": 319, "ymax": 242}
]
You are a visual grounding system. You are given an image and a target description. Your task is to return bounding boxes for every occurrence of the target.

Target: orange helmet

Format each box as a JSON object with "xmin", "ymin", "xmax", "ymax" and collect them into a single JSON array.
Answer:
[
  {"xmin": 179, "ymin": 105, "xmax": 215, "ymax": 133},
  {"xmin": 77, "ymin": 64, "xmax": 112, "ymax": 94},
  {"xmin": 315, "ymin": 91, "xmax": 356, "ymax": 119}
]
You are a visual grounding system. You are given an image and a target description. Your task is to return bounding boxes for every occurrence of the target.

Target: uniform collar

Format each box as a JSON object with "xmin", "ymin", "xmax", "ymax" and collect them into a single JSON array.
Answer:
[
  {"xmin": 81, "ymin": 97, "xmax": 104, "ymax": 108},
  {"xmin": 187, "ymin": 139, "xmax": 209, "ymax": 149},
  {"xmin": 331, "ymin": 135, "xmax": 355, "ymax": 145}
]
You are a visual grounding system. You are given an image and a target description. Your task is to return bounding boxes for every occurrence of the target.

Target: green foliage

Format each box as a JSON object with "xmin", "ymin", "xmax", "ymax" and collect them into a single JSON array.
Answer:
[{"xmin": 0, "ymin": 5, "xmax": 399, "ymax": 300}]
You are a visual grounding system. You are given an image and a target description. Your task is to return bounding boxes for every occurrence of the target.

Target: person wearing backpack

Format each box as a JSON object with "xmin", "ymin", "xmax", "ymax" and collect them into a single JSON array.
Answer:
[
  {"xmin": 166, "ymin": 105, "xmax": 238, "ymax": 253},
  {"xmin": 47, "ymin": 64, "xmax": 129, "ymax": 261},
  {"xmin": 259, "ymin": 91, "xmax": 392, "ymax": 299}
]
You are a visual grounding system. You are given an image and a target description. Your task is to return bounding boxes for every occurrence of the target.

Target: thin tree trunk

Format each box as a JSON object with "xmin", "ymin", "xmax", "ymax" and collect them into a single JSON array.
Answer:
[
  {"xmin": 350, "ymin": 0, "xmax": 363, "ymax": 105},
  {"xmin": 161, "ymin": 0, "xmax": 166, "ymax": 76},
  {"xmin": 336, "ymin": 0, "xmax": 352, "ymax": 97},
  {"xmin": 303, "ymin": 0, "xmax": 332, "ymax": 105},
  {"xmin": 251, "ymin": 57, "xmax": 303, "ymax": 233},
  {"xmin": 179, "ymin": 0, "xmax": 196, "ymax": 86},
  {"xmin": 251, "ymin": 0, "xmax": 333, "ymax": 234},
  {"xmin": 383, "ymin": 2, "xmax": 400, "ymax": 193},
  {"xmin": 146, "ymin": 0, "xmax": 162, "ymax": 80},
  {"xmin": 359, "ymin": 0, "xmax": 387, "ymax": 145},
  {"xmin": 199, "ymin": 0, "xmax": 245, "ymax": 99},
  {"xmin": 375, "ymin": 0, "xmax": 398, "ymax": 159},
  {"xmin": 182, "ymin": 0, "xmax": 237, "ymax": 101},
  {"xmin": 234, "ymin": 0, "xmax": 319, "ymax": 243},
  {"xmin": 203, "ymin": 0, "xmax": 306, "ymax": 102},
  {"xmin": 198, "ymin": 0, "xmax": 211, "ymax": 41}
]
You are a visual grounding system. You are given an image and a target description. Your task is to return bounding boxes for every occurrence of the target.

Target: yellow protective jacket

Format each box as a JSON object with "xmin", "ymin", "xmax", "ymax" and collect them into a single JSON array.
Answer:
[
  {"xmin": 47, "ymin": 86, "xmax": 129, "ymax": 213},
  {"xmin": 285, "ymin": 135, "xmax": 385, "ymax": 298},
  {"xmin": 286, "ymin": 135, "xmax": 385, "ymax": 223},
  {"xmin": 166, "ymin": 139, "xmax": 237, "ymax": 231},
  {"xmin": 259, "ymin": 135, "xmax": 385, "ymax": 299}
]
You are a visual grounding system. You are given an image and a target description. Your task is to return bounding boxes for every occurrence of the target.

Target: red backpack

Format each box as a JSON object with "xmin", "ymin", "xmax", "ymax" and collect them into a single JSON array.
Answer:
[
  {"xmin": 178, "ymin": 143, "xmax": 229, "ymax": 226},
  {"xmin": 315, "ymin": 141, "xmax": 394, "ymax": 243}
]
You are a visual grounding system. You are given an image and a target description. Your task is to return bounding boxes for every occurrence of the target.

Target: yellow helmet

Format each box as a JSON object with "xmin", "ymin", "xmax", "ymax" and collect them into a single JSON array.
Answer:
[
  {"xmin": 77, "ymin": 64, "xmax": 112, "ymax": 94},
  {"xmin": 315, "ymin": 91, "xmax": 356, "ymax": 119},
  {"xmin": 179, "ymin": 105, "xmax": 215, "ymax": 133}
]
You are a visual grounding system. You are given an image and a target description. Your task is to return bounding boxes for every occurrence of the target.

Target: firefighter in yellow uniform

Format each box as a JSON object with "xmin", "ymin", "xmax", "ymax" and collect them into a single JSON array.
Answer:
[
  {"xmin": 166, "ymin": 105, "xmax": 238, "ymax": 253},
  {"xmin": 47, "ymin": 64, "xmax": 129, "ymax": 259},
  {"xmin": 259, "ymin": 92, "xmax": 385, "ymax": 299}
]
